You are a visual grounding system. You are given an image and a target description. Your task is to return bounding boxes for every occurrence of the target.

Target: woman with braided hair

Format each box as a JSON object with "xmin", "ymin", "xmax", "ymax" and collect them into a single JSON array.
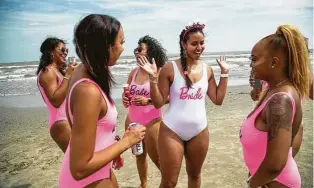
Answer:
[
  {"xmin": 137, "ymin": 23, "xmax": 229, "ymax": 188},
  {"xmin": 240, "ymin": 25, "xmax": 311, "ymax": 188}
]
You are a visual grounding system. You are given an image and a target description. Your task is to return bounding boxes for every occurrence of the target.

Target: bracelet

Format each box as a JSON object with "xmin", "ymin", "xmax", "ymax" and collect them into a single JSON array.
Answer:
[
  {"xmin": 63, "ymin": 76, "xmax": 69, "ymax": 80},
  {"xmin": 220, "ymin": 74, "xmax": 229, "ymax": 78}
]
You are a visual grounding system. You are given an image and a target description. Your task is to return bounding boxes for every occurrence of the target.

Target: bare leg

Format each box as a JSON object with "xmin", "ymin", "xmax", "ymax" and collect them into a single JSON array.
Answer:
[
  {"xmin": 185, "ymin": 128, "xmax": 209, "ymax": 188},
  {"xmin": 136, "ymin": 143, "xmax": 148, "ymax": 188},
  {"xmin": 110, "ymin": 169, "xmax": 119, "ymax": 188},
  {"xmin": 159, "ymin": 122, "xmax": 184, "ymax": 188},
  {"xmin": 50, "ymin": 120, "xmax": 71, "ymax": 153},
  {"xmin": 144, "ymin": 118, "xmax": 161, "ymax": 169},
  {"xmin": 125, "ymin": 116, "xmax": 148, "ymax": 188}
]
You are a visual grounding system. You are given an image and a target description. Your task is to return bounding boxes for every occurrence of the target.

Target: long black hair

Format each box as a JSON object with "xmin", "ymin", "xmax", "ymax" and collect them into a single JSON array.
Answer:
[
  {"xmin": 138, "ymin": 35, "xmax": 167, "ymax": 68},
  {"xmin": 73, "ymin": 14, "xmax": 121, "ymax": 103},
  {"xmin": 179, "ymin": 27, "xmax": 204, "ymax": 88},
  {"xmin": 37, "ymin": 37, "xmax": 65, "ymax": 75}
]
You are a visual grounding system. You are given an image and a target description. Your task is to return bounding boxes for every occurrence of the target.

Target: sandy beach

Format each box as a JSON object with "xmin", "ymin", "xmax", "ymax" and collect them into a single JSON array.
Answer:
[{"xmin": 0, "ymin": 85, "xmax": 312, "ymax": 188}]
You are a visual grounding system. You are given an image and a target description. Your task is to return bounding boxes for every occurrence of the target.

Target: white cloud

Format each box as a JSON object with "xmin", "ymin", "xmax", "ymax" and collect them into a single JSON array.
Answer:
[{"xmin": 0, "ymin": 0, "xmax": 312, "ymax": 62}]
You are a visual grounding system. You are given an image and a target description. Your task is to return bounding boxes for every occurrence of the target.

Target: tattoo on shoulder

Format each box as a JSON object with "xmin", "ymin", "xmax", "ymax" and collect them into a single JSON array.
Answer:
[{"xmin": 266, "ymin": 93, "xmax": 293, "ymax": 140}]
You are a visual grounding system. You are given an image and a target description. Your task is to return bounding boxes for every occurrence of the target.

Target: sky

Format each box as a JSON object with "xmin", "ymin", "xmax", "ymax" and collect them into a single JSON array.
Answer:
[{"xmin": 0, "ymin": 0, "xmax": 313, "ymax": 63}]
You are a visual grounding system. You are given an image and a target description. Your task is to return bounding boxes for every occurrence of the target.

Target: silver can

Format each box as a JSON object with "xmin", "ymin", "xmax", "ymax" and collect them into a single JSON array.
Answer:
[{"xmin": 129, "ymin": 123, "xmax": 144, "ymax": 156}]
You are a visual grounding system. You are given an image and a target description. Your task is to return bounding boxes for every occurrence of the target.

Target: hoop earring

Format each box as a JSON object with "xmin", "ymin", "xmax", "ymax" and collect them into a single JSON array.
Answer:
[
  {"xmin": 183, "ymin": 49, "xmax": 187, "ymax": 58},
  {"xmin": 51, "ymin": 54, "xmax": 54, "ymax": 59}
]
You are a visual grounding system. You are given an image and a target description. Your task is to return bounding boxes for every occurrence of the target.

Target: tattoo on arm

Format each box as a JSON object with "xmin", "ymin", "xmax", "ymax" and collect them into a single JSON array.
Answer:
[{"xmin": 266, "ymin": 93, "xmax": 293, "ymax": 140}]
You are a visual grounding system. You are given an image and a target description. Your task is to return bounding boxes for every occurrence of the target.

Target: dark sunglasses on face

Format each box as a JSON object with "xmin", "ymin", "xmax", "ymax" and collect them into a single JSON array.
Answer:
[
  {"xmin": 134, "ymin": 46, "xmax": 143, "ymax": 54},
  {"xmin": 57, "ymin": 47, "xmax": 69, "ymax": 54}
]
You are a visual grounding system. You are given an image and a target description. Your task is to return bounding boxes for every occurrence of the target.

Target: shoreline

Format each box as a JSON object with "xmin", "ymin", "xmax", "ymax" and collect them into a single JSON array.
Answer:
[{"xmin": 0, "ymin": 84, "xmax": 251, "ymax": 108}]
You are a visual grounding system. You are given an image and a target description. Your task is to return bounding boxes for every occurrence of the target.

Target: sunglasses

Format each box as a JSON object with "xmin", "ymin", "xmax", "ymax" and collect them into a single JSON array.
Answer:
[
  {"xmin": 57, "ymin": 47, "xmax": 69, "ymax": 54},
  {"xmin": 134, "ymin": 46, "xmax": 143, "ymax": 54}
]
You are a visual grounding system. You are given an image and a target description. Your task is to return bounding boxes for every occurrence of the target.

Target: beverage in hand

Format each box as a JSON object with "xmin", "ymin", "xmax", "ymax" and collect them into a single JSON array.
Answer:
[
  {"xmin": 129, "ymin": 123, "xmax": 144, "ymax": 156},
  {"xmin": 123, "ymin": 84, "xmax": 131, "ymax": 107}
]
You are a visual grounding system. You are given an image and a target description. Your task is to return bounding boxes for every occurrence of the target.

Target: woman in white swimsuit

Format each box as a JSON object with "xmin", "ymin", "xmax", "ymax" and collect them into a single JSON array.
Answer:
[{"xmin": 137, "ymin": 22, "xmax": 229, "ymax": 188}]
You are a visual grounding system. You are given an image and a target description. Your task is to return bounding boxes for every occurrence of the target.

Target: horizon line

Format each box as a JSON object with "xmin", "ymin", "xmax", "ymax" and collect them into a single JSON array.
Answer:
[{"xmin": 1, "ymin": 49, "xmax": 313, "ymax": 64}]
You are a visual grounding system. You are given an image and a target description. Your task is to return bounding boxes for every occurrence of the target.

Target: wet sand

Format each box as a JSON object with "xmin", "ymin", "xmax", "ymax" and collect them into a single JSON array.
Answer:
[{"xmin": 0, "ymin": 85, "xmax": 312, "ymax": 188}]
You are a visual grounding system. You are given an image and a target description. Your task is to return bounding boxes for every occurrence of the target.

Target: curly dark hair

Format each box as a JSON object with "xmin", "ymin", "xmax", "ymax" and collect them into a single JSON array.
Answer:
[
  {"xmin": 138, "ymin": 35, "xmax": 168, "ymax": 68},
  {"xmin": 37, "ymin": 37, "xmax": 65, "ymax": 75}
]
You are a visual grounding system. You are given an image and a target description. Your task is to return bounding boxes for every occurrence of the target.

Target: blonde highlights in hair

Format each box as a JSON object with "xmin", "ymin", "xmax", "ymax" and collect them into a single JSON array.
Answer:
[{"xmin": 259, "ymin": 25, "xmax": 311, "ymax": 101}]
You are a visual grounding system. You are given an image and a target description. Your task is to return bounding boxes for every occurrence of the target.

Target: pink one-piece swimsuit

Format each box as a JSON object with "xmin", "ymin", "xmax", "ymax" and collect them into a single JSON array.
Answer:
[
  {"xmin": 58, "ymin": 78, "xmax": 118, "ymax": 188},
  {"xmin": 240, "ymin": 92, "xmax": 301, "ymax": 188}
]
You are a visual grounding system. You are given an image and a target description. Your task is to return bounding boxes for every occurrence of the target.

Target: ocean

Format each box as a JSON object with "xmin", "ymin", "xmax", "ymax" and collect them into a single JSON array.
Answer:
[{"xmin": 0, "ymin": 51, "xmax": 313, "ymax": 107}]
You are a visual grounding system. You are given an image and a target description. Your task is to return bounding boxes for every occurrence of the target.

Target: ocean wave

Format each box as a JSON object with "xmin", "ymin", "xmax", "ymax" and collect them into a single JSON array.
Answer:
[
  {"xmin": 112, "ymin": 71, "xmax": 130, "ymax": 76},
  {"xmin": 117, "ymin": 59, "xmax": 136, "ymax": 64},
  {"xmin": 6, "ymin": 77, "xmax": 37, "ymax": 82},
  {"xmin": 0, "ymin": 74, "xmax": 37, "ymax": 81},
  {"xmin": 0, "ymin": 64, "xmax": 38, "ymax": 69},
  {"xmin": 0, "ymin": 92, "xmax": 32, "ymax": 97},
  {"xmin": 111, "ymin": 64, "xmax": 137, "ymax": 69}
]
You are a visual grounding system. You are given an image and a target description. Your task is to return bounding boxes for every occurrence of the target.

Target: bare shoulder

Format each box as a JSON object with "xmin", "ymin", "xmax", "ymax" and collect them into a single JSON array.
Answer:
[
  {"xmin": 127, "ymin": 68, "xmax": 138, "ymax": 84},
  {"xmin": 205, "ymin": 63, "xmax": 213, "ymax": 80},
  {"xmin": 129, "ymin": 67, "xmax": 138, "ymax": 77},
  {"xmin": 160, "ymin": 61, "xmax": 174, "ymax": 76},
  {"xmin": 71, "ymin": 81, "xmax": 102, "ymax": 103},
  {"xmin": 266, "ymin": 92, "xmax": 294, "ymax": 139},
  {"xmin": 38, "ymin": 68, "xmax": 56, "ymax": 85},
  {"xmin": 267, "ymin": 93, "xmax": 293, "ymax": 115}
]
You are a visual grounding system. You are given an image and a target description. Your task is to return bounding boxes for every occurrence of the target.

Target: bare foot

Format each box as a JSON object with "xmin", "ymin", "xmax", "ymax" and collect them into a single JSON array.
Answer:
[{"xmin": 139, "ymin": 183, "xmax": 147, "ymax": 188}]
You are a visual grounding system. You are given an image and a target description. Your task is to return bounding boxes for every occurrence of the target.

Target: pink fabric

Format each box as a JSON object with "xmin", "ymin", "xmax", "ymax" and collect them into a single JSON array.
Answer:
[
  {"xmin": 128, "ymin": 68, "xmax": 161, "ymax": 125},
  {"xmin": 37, "ymin": 66, "xmax": 67, "ymax": 130},
  {"xmin": 58, "ymin": 78, "xmax": 117, "ymax": 188},
  {"xmin": 240, "ymin": 92, "xmax": 301, "ymax": 188},
  {"xmin": 261, "ymin": 81, "xmax": 268, "ymax": 90}
]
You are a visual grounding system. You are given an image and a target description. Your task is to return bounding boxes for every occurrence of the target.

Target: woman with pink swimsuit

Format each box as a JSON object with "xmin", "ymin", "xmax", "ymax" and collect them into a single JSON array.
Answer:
[
  {"xmin": 122, "ymin": 35, "xmax": 167, "ymax": 188},
  {"xmin": 240, "ymin": 25, "xmax": 311, "ymax": 188},
  {"xmin": 248, "ymin": 36, "xmax": 312, "ymax": 159},
  {"xmin": 58, "ymin": 14, "xmax": 146, "ymax": 188},
  {"xmin": 36, "ymin": 37, "xmax": 77, "ymax": 152}
]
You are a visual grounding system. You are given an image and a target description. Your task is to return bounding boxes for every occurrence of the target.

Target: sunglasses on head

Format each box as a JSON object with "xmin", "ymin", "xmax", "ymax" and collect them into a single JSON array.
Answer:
[
  {"xmin": 134, "ymin": 46, "xmax": 143, "ymax": 54},
  {"xmin": 57, "ymin": 47, "xmax": 69, "ymax": 54}
]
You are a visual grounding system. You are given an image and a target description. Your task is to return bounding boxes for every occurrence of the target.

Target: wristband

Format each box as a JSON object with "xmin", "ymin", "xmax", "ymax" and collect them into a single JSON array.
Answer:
[{"xmin": 220, "ymin": 74, "xmax": 229, "ymax": 78}]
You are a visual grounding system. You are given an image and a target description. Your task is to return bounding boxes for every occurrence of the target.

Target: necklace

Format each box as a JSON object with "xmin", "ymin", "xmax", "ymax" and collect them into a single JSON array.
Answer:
[
  {"xmin": 262, "ymin": 78, "xmax": 289, "ymax": 101},
  {"xmin": 253, "ymin": 78, "xmax": 289, "ymax": 111},
  {"xmin": 270, "ymin": 78, "xmax": 289, "ymax": 89}
]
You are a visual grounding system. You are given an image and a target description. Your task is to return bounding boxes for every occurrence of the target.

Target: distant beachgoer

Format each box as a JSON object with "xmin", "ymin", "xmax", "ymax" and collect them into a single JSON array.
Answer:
[
  {"xmin": 240, "ymin": 24, "xmax": 311, "ymax": 188},
  {"xmin": 137, "ymin": 22, "xmax": 229, "ymax": 188},
  {"xmin": 122, "ymin": 35, "xmax": 167, "ymax": 188},
  {"xmin": 58, "ymin": 14, "xmax": 146, "ymax": 188},
  {"xmin": 36, "ymin": 37, "xmax": 77, "ymax": 153}
]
